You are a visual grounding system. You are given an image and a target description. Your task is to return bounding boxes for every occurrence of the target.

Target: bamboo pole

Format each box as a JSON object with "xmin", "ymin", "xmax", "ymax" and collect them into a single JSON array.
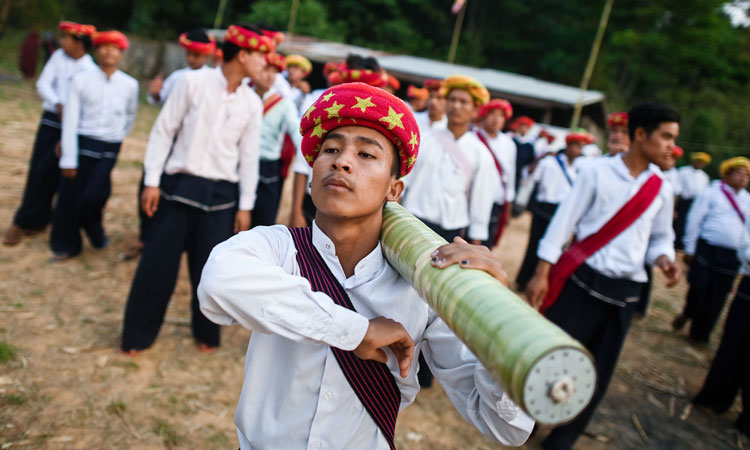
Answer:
[
  {"xmin": 213, "ymin": 0, "xmax": 229, "ymax": 30},
  {"xmin": 570, "ymin": 0, "xmax": 615, "ymax": 129},
  {"xmin": 447, "ymin": 2, "xmax": 467, "ymax": 64},
  {"xmin": 287, "ymin": 0, "xmax": 301, "ymax": 37},
  {"xmin": 380, "ymin": 202, "xmax": 596, "ymax": 424}
]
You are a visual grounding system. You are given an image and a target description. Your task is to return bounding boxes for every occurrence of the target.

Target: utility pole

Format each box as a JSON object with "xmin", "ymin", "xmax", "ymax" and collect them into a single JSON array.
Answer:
[
  {"xmin": 213, "ymin": 0, "xmax": 229, "ymax": 30},
  {"xmin": 570, "ymin": 0, "xmax": 614, "ymax": 129},
  {"xmin": 287, "ymin": 0, "xmax": 300, "ymax": 37},
  {"xmin": 448, "ymin": 1, "xmax": 467, "ymax": 64}
]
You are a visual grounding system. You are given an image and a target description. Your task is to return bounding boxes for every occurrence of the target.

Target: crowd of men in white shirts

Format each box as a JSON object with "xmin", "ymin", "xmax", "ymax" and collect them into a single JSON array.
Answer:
[{"xmin": 3, "ymin": 21, "xmax": 750, "ymax": 450}]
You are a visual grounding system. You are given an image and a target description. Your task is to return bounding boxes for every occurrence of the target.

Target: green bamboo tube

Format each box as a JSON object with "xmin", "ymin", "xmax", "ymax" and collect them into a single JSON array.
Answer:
[{"xmin": 380, "ymin": 202, "xmax": 596, "ymax": 424}]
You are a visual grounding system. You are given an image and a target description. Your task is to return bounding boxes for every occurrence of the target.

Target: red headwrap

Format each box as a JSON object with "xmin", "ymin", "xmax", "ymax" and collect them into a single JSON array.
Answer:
[
  {"xmin": 539, "ymin": 129, "xmax": 556, "ymax": 143},
  {"xmin": 262, "ymin": 29, "xmax": 285, "ymax": 46},
  {"xmin": 477, "ymin": 98, "xmax": 513, "ymax": 120},
  {"xmin": 93, "ymin": 31, "xmax": 129, "ymax": 50},
  {"xmin": 323, "ymin": 61, "xmax": 342, "ymax": 76},
  {"xmin": 265, "ymin": 52, "xmax": 287, "ymax": 72},
  {"xmin": 407, "ymin": 86, "xmax": 429, "ymax": 100},
  {"xmin": 607, "ymin": 111, "xmax": 628, "ymax": 129},
  {"xmin": 59, "ymin": 21, "xmax": 96, "ymax": 37},
  {"xmin": 225, "ymin": 25, "xmax": 275, "ymax": 53},
  {"xmin": 339, "ymin": 66, "xmax": 389, "ymax": 88},
  {"xmin": 178, "ymin": 32, "xmax": 216, "ymax": 55},
  {"xmin": 386, "ymin": 73, "xmax": 401, "ymax": 91},
  {"xmin": 566, "ymin": 130, "xmax": 595, "ymax": 145},
  {"xmin": 327, "ymin": 71, "xmax": 342, "ymax": 86},
  {"xmin": 423, "ymin": 79, "xmax": 443, "ymax": 92},
  {"xmin": 299, "ymin": 82, "xmax": 420, "ymax": 177},
  {"xmin": 510, "ymin": 116, "xmax": 535, "ymax": 130},
  {"xmin": 672, "ymin": 145, "xmax": 684, "ymax": 158}
]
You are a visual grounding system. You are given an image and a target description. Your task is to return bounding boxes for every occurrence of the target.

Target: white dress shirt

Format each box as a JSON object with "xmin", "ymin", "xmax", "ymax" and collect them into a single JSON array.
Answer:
[
  {"xmin": 258, "ymin": 89, "xmax": 302, "ymax": 161},
  {"xmin": 532, "ymin": 154, "xmax": 577, "ymax": 204},
  {"xmin": 739, "ymin": 218, "xmax": 750, "ymax": 276},
  {"xmin": 59, "ymin": 67, "xmax": 138, "ymax": 169},
  {"xmin": 414, "ymin": 110, "xmax": 448, "ymax": 134},
  {"xmin": 476, "ymin": 127, "xmax": 517, "ymax": 204},
  {"xmin": 147, "ymin": 66, "xmax": 206, "ymax": 106},
  {"xmin": 664, "ymin": 168, "xmax": 681, "ymax": 196},
  {"xmin": 36, "ymin": 48, "xmax": 96, "ymax": 113},
  {"xmin": 683, "ymin": 180, "xmax": 750, "ymax": 255},
  {"xmin": 143, "ymin": 67, "xmax": 263, "ymax": 211},
  {"xmin": 402, "ymin": 128, "xmax": 497, "ymax": 240},
  {"xmin": 677, "ymin": 165, "xmax": 711, "ymax": 199},
  {"xmin": 538, "ymin": 155, "xmax": 676, "ymax": 282},
  {"xmin": 198, "ymin": 223, "xmax": 534, "ymax": 450},
  {"xmin": 272, "ymin": 72, "xmax": 293, "ymax": 99}
]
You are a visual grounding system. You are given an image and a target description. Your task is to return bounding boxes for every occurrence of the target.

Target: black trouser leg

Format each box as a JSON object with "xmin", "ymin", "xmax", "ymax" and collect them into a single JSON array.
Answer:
[
  {"xmin": 674, "ymin": 198, "xmax": 692, "ymax": 250},
  {"xmin": 251, "ymin": 160, "xmax": 283, "ymax": 227},
  {"xmin": 185, "ymin": 206, "xmax": 235, "ymax": 347},
  {"xmin": 81, "ymin": 156, "xmax": 116, "ymax": 248},
  {"xmin": 121, "ymin": 200, "xmax": 188, "ymax": 351},
  {"xmin": 483, "ymin": 203, "xmax": 503, "ymax": 248},
  {"xmin": 694, "ymin": 295, "xmax": 747, "ymax": 412},
  {"xmin": 50, "ymin": 155, "xmax": 98, "ymax": 256},
  {"xmin": 689, "ymin": 270, "xmax": 737, "ymax": 343},
  {"xmin": 542, "ymin": 280, "xmax": 635, "ymax": 450},
  {"xmin": 13, "ymin": 117, "xmax": 61, "ymax": 230},
  {"xmin": 634, "ymin": 265, "xmax": 653, "ymax": 316},
  {"xmin": 516, "ymin": 212, "xmax": 550, "ymax": 290},
  {"xmin": 137, "ymin": 171, "xmax": 151, "ymax": 243}
]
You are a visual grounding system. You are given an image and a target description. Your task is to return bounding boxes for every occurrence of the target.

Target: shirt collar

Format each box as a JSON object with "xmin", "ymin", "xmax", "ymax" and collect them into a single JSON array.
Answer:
[
  {"xmin": 311, "ymin": 221, "xmax": 386, "ymax": 287},
  {"xmin": 611, "ymin": 153, "xmax": 663, "ymax": 182}
]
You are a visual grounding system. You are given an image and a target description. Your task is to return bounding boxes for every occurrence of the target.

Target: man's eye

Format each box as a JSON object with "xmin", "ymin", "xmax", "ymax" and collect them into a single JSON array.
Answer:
[
  {"xmin": 323, "ymin": 147, "xmax": 339, "ymax": 153},
  {"xmin": 359, "ymin": 152, "xmax": 375, "ymax": 159}
]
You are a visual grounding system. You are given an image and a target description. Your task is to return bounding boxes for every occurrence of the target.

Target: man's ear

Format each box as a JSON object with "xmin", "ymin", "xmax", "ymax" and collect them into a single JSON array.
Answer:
[
  {"xmin": 386, "ymin": 178, "xmax": 405, "ymax": 203},
  {"xmin": 634, "ymin": 126, "xmax": 647, "ymax": 142}
]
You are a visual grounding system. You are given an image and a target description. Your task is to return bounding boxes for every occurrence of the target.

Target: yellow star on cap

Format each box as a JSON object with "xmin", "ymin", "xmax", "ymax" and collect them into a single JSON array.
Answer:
[
  {"xmin": 324, "ymin": 101, "xmax": 344, "ymax": 119},
  {"xmin": 379, "ymin": 106, "xmax": 404, "ymax": 131},
  {"xmin": 248, "ymin": 37, "xmax": 257, "ymax": 47},
  {"xmin": 304, "ymin": 105, "xmax": 316, "ymax": 120},
  {"xmin": 351, "ymin": 70, "xmax": 361, "ymax": 80},
  {"xmin": 322, "ymin": 91, "xmax": 336, "ymax": 102},
  {"xmin": 237, "ymin": 35, "xmax": 245, "ymax": 43},
  {"xmin": 408, "ymin": 131, "xmax": 418, "ymax": 150},
  {"xmin": 310, "ymin": 122, "xmax": 327, "ymax": 139},
  {"xmin": 406, "ymin": 155, "xmax": 416, "ymax": 167},
  {"xmin": 352, "ymin": 96, "xmax": 376, "ymax": 113},
  {"xmin": 305, "ymin": 154, "xmax": 315, "ymax": 162}
]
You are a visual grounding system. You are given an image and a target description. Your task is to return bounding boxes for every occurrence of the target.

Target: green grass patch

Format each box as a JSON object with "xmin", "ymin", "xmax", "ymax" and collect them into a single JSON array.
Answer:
[
  {"xmin": 155, "ymin": 421, "xmax": 181, "ymax": 446},
  {"xmin": 112, "ymin": 360, "xmax": 139, "ymax": 370},
  {"xmin": 0, "ymin": 340, "xmax": 19, "ymax": 363},
  {"xmin": 2, "ymin": 393, "xmax": 27, "ymax": 405},
  {"xmin": 107, "ymin": 400, "xmax": 126, "ymax": 414}
]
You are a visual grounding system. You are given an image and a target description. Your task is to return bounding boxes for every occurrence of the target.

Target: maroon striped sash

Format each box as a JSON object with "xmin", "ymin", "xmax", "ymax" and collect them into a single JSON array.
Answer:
[{"xmin": 288, "ymin": 226, "xmax": 401, "ymax": 449}]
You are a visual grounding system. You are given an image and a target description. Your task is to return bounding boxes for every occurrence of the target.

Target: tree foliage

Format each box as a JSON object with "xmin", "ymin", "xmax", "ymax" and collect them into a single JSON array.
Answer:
[{"xmin": 5, "ymin": 0, "xmax": 750, "ymax": 163}]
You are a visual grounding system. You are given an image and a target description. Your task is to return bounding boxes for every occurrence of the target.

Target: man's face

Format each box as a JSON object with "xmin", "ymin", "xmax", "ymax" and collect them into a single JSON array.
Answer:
[
  {"xmin": 636, "ymin": 122, "xmax": 679, "ymax": 169},
  {"xmin": 59, "ymin": 34, "xmax": 75, "ymax": 55},
  {"xmin": 725, "ymin": 167, "xmax": 750, "ymax": 190},
  {"xmin": 481, "ymin": 109, "xmax": 506, "ymax": 135},
  {"xmin": 311, "ymin": 126, "xmax": 402, "ymax": 220},
  {"xmin": 565, "ymin": 142, "xmax": 584, "ymax": 159},
  {"xmin": 287, "ymin": 65, "xmax": 305, "ymax": 83},
  {"xmin": 445, "ymin": 89, "xmax": 476, "ymax": 128},
  {"xmin": 426, "ymin": 89, "xmax": 446, "ymax": 119},
  {"xmin": 409, "ymin": 97, "xmax": 426, "ymax": 112},
  {"xmin": 516, "ymin": 123, "xmax": 530, "ymax": 136},
  {"xmin": 607, "ymin": 125, "xmax": 630, "ymax": 155},
  {"xmin": 254, "ymin": 65, "xmax": 278, "ymax": 92},
  {"xmin": 185, "ymin": 50, "xmax": 211, "ymax": 70},
  {"xmin": 95, "ymin": 44, "xmax": 123, "ymax": 67},
  {"xmin": 692, "ymin": 160, "xmax": 708, "ymax": 170},
  {"xmin": 238, "ymin": 50, "xmax": 267, "ymax": 80}
]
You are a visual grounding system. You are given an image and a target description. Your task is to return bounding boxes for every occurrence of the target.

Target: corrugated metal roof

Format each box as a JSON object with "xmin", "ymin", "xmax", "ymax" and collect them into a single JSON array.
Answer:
[{"xmin": 278, "ymin": 38, "xmax": 604, "ymax": 109}]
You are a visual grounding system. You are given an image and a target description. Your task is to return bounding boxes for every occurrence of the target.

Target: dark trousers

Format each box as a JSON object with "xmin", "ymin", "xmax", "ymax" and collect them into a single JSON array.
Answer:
[
  {"xmin": 683, "ymin": 240, "xmax": 740, "ymax": 343},
  {"xmin": 483, "ymin": 202, "xmax": 505, "ymax": 248},
  {"xmin": 542, "ymin": 266, "xmax": 640, "ymax": 450},
  {"xmin": 418, "ymin": 218, "xmax": 465, "ymax": 243},
  {"xmin": 13, "ymin": 111, "xmax": 61, "ymax": 230},
  {"xmin": 136, "ymin": 171, "xmax": 151, "ymax": 243},
  {"xmin": 121, "ymin": 198, "xmax": 235, "ymax": 350},
  {"xmin": 694, "ymin": 277, "xmax": 750, "ymax": 436},
  {"xmin": 516, "ymin": 202, "xmax": 558, "ymax": 290},
  {"xmin": 50, "ymin": 137, "xmax": 120, "ymax": 256},
  {"xmin": 634, "ymin": 264, "xmax": 653, "ymax": 316},
  {"xmin": 251, "ymin": 159, "xmax": 283, "ymax": 227},
  {"xmin": 674, "ymin": 198, "xmax": 693, "ymax": 250},
  {"xmin": 302, "ymin": 193, "xmax": 317, "ymax": 225}
]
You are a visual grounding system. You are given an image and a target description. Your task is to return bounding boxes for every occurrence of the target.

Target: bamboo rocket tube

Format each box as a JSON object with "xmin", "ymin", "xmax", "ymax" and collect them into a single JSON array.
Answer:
[{"xmin": 380, "ymin": 202, "xmax": 596, "ymax": 425}]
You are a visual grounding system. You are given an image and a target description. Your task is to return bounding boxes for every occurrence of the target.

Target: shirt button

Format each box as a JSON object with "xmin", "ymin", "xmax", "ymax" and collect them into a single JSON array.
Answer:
[
  {"xmin": 311, "ymin": 440, "xmax": 321, "ymax": 448},
  {"xmin": 324, "ymin": 391, "xmax": 333, "ymax": 400},
  {"xmin": 325, "ymin": 244, "xmax": 330, "ymax": 249},
  {"xmin": 339, "ymin": 334, "xmax": 348, "ymax": 344}
]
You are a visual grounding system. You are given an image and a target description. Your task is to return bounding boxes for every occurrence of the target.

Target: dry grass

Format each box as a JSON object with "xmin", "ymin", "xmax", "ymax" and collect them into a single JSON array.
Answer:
[{"xmin": 0, "ymin": 79, "xmax": 744, "ymax": 449}]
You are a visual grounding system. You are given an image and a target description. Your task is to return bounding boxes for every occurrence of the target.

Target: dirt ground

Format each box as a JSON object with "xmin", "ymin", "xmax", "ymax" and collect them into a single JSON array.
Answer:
[{"xmin": 0, "ymin": 78, "xmax": 746, "ymax": 449}]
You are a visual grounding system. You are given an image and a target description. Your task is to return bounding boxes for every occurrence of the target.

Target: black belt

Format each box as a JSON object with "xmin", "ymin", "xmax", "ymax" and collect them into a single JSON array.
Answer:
[{"xmin": 570, "ymin": 263, "xmax": 644, "ymax": 308}]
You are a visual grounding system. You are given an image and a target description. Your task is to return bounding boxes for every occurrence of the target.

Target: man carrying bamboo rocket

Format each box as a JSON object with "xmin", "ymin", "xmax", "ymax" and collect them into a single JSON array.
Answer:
[{"xmin": 197, "ymin": 82, "xmax": 533, "ymax": 449}]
